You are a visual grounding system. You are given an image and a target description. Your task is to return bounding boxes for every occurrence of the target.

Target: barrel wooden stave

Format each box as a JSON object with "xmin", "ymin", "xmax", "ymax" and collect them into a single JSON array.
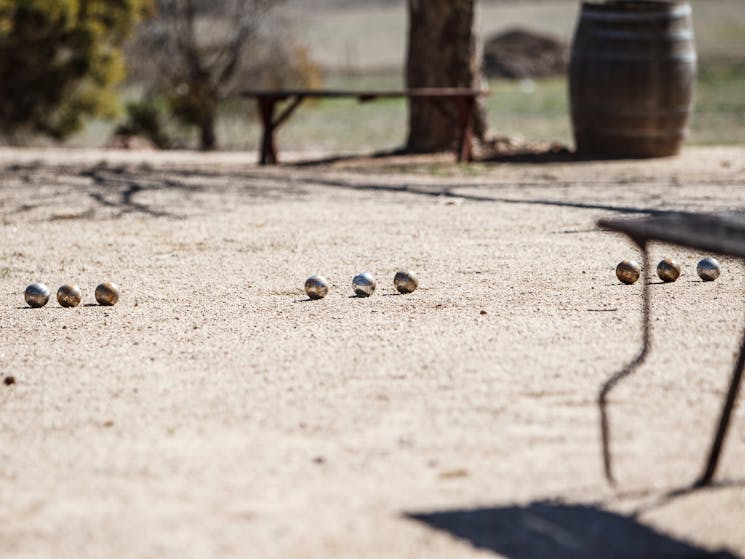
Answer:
[{"xmin": 569, "ymin": 1, "xmax": 697, "ymax": 158}]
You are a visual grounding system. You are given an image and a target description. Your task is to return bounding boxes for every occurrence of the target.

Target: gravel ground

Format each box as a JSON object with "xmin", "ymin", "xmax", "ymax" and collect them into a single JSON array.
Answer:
[{"xmin": 1, "ymin": 146, "xmax": 744, "ymax": 559}]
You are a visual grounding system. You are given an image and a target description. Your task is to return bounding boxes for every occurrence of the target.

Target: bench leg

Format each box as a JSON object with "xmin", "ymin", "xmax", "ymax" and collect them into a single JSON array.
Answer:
[{"xmin": 258, "ymin": 98, "xmax": 278, "ymax": 165}]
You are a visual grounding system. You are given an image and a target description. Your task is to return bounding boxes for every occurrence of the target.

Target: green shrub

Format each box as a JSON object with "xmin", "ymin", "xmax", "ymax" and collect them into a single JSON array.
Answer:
[{"xmin": 0, "ymin": 0, "xmax": 151, "ymax": 142}]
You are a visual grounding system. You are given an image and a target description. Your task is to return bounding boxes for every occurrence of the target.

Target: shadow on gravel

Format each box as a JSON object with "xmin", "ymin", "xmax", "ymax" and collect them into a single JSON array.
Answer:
[
  {"xmin": 1, "ymin": 158, "xmax": 725, "ymax": 220},
  {"xmin": 285, "ymin": 147, "xmax": 676, "ymax": 167},
  {"xmin": 80, "ymin": 166, "xmax": 202, "ymax": 219},
  {"xmin": 1, "ymin": 163, "xmax": 306, "ymax": 220},
  {"xmin": 287, "ymin": 147, "xmax": 406, "ymax": 168},
  {"xmin": 406, "ymin": 501, "xmax": 739, "ymax": 559},
  {"xmin": 306, "ymin": 175, "xmax": 681, "ymax": 217},
  {"xmin": 1, "ymin": 164, "xmax": 196, "ymax": 219}
]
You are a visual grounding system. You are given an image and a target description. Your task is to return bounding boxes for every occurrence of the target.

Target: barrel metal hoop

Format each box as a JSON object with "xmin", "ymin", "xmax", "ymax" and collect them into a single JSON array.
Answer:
[
  {"xmin": 572, "ymin": 105, "xmax": 693, "ymax": 116},
  {"xmin": 577, "ymin": 128, "xmax": 689, "ymax": 139},
  {"xmin": 584, "ymin": 29, "xmax": 694, "ymax": 41},
  {"xmin": 580, "ymin": 4, "xmax": 691, "ymax": 22},
  {"xmin": 572, "ymin": 51, "xmax": 697, "ymax": 63}
]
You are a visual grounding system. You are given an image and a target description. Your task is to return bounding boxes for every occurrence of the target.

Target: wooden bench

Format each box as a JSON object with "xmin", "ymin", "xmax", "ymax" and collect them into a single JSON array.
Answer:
[{"xmin": 240, "ymin": 88, "xmax": 488, "ymax": 165}]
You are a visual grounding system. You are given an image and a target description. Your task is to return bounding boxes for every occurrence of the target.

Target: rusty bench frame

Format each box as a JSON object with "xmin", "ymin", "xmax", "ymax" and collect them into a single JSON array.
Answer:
[{"xmin": 240, "ymin": 88, "xmax": 488, "ymax": 165}]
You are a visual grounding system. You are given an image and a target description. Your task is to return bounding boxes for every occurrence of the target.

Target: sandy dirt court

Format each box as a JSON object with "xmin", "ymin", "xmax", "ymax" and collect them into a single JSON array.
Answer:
[{"xmin": 1, "ymin": 146, "xmax": 744, "ymax": 558}]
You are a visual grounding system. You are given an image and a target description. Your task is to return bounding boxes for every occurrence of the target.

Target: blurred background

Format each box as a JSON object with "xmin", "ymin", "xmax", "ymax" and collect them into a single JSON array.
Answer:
[{"xmin": 1, "ymin": 0, "xmax": 743, "ymax": 153}]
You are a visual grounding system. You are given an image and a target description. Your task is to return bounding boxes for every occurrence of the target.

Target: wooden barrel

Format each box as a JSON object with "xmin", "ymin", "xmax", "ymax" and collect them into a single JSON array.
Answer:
[{"xmin": 569, "ymin": 1, "xmax": 697, "ymax": 158}]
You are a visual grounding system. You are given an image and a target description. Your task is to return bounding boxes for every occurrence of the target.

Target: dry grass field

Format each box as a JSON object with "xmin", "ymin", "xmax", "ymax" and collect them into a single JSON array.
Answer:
[{"xmin": 286, "ymin": 0, "xmax": 745, "ymax": 69}]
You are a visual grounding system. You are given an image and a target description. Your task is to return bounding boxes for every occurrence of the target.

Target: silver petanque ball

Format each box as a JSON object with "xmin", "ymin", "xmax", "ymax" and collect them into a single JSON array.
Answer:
[
  {"xmin": 352, "ymin": 272, "xmax": 376, "ymax": 297},
  {"xmin": 24, "ymin": 282, "xmax": 50, "ymax": 308},
  {"xmin": 394, "ymin": 270, "xmax": 418, "ymax": 294},
  {"xmin": 657, "ymin": 258, "xmax": 681, "ymax": 283},
  {"xmin": 697, "ymin": 257, "xmax": 721, "ymax": 281},
  {"xmin": 615, "ymin": 260, "xmax": 641, "ymax": 285},
  {"xmin": 304, "ymin": 275, "xmax": 329, "ymax": 300},
  {"xmin": 95, "ymin": 282, "xmax": 120, "ymax": 306},
  {"xmin": 57, "ymin": 284, "xmax": 82, "ymax": 307}
]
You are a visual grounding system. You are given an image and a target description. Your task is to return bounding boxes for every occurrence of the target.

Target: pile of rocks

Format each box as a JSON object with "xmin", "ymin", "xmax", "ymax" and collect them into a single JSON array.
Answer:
[{"xmin": 483, "ymin": 27, "xmax": 568, "ymax": 79}]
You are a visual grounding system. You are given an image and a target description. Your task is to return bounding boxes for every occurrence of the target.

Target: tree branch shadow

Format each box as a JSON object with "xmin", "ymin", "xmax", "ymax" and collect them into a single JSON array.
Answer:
[
  {"xmin": 0, "ymin": 163, "xmax": 307, "ymax": 221},
  {"xmin": 79, "ymin": 166, "xmax": 198, "ymax": 219}
]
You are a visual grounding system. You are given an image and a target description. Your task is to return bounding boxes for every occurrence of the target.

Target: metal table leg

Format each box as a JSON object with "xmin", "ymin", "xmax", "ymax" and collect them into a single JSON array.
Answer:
[
  {"xmin": 695, "ymin": 308, "xmax": 745, "ymax": 486},
  {"xmin": 600, "ymin": 243, "xmax": 744, "ymax": 487},
  {"xmin": 599, "ymin": 242, "xmax": 651, "ymax": 485}
]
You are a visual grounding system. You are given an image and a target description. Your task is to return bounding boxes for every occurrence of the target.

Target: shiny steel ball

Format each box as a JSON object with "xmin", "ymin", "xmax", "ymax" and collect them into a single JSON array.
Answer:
[
  {"xmin": 394, "ymin": 271, "xmax": 418, "ymax": 294},
  {"xmin": 304, "ymin": 275, "xmax": 329, "ymax": 300},
  {"xmin": 697, "ymin": 257, "xmax": 721, "ymax": 281},
  {"xmin": 352, "ymin": 272, "xmax": 376, "ymax": 297},
  {"xmin": 95, "ymin": 282, "xmax": 120, "ymax": 306},
  {"xmin": 615, "ymin": 260, "xmax": 641, "ymax": 285},
  {"xmin": 24, "ymin": 283, "xmax": 50, "ymax": 308},
  {"xmin": 57, "ymin": 284, "xmax": 82, "ymax": 307},
  {"xmin": 657, "ymin": 258, "xmax": 681, "ymax": 283}
]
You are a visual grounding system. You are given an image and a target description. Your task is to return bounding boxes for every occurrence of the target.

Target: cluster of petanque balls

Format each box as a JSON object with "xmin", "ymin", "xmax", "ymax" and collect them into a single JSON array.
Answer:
[
  {"xmin": 615, "ymin": 257, "xmax": 721, "ymax": 285},
  {"xmin": 305, "ymin": 270, "xmax": 418, "ymax": 299},
  {"xmin": 24, "ymin": 273, "xmax": 413, "ymax": 307},
  {"xmin": 24, "ymin": 282, "xmax": 120, "ymax": 308}
]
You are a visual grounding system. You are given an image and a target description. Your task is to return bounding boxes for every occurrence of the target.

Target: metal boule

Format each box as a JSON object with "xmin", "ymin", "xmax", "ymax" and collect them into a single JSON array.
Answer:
[
  {"xmin": 615, "ymin": 260, "xmax": 641, "ymax": 285},
  {"xmin": 394, "ymin": 271, "xmax": 418, "ymax": 294},
  {"xmin": 656, "ymin": 258, "xmax": 681, "ymax": 283},
  {"xmin": 24, "ymin": 282, "xmax": 50, "ymax": 308},
  {"xmin": 352, "ymin": 272, "xmax": 376, "ymax": 297},
  {"xmin": 57, "ymin": 284, "xmax": 82, "ymax": 307},
  {"xmin": 697, "ymin": 257, "xmax": 721, "ymax": 281},
  {"xmin": 304, "ymin": 275, "xmax": 329, "ymax": 300},
  {"xmin": 95, "ymin": 282, "xmax": 120, "ymax": 306}
]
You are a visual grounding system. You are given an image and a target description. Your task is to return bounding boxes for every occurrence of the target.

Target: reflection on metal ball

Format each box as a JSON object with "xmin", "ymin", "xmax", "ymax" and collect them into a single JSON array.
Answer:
[
  {"xmin": 304, "ymin": 275, "xmax": 329, "ymax": 300},
  {"xmin": 57, "ymin": 284, "xmax": 82, "ymax": 307},
  {"xmin": 95, "ymin": 282, "xmax": 120, "ymax": 306},
  {"xmin": 697, "ymin": 257, "xmax": 721, "ymax": 281},
  {"xmin": 352, "ymin": 272, "xmax": 376, "ymax": 297},
  {"xmin": 394, "ymin": 271, "xmax": 418, "ymax": 294},
  {"xmin": 657, "ymin": 258, "xmax": 681, "ymax": 283},
  {"xmin": 615, "ymin": 260, "xmax": 641, "ymax": 285},
  {"xmin": 24, "ymin": 283, "xmax": 50, "ymax": 308}
]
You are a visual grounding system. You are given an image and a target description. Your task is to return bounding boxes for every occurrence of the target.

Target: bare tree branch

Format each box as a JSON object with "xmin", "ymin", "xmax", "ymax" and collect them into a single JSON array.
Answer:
[{"xmin": 126, "ymin": 0, "xmax": 310, "ymax": 149}]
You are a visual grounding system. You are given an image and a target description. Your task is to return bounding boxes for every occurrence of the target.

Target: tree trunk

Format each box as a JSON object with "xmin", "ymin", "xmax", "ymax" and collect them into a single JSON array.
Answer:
[{"xmin": 405, "ymin": 0, "xmax": 486, "ymax": 153}]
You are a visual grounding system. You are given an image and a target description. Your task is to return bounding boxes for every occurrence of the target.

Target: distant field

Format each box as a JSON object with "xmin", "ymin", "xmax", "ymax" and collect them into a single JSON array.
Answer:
[
  {"xmin": 65, "ymin": 0, "xmax": 745, "ymax": 152},
  {"xmin": 284, "ymin": 0, "xmax": 745, "ymax": 70}
]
